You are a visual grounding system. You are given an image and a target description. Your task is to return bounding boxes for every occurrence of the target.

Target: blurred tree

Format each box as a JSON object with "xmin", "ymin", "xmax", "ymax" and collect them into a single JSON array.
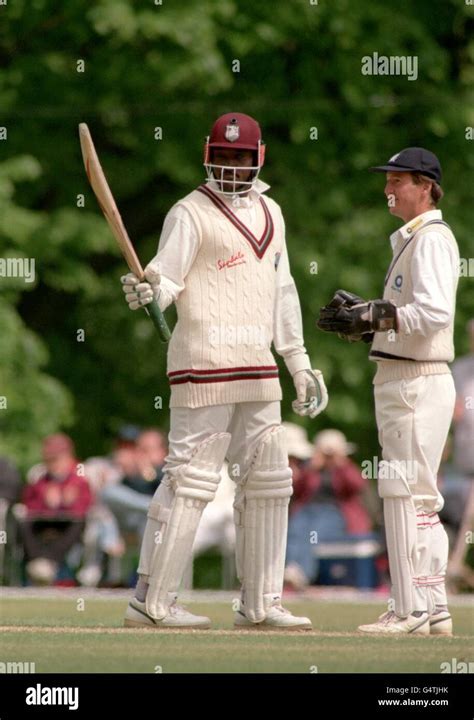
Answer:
[{"xmin": 0, "ymin": 0, "xmax": 473, "ymax": 471}]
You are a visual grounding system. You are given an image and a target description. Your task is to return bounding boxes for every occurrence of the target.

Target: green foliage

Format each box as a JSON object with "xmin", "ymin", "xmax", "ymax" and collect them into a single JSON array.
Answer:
[{"xmin": 0, "ymin": 0, "xmax": 473, "ymax": 471}]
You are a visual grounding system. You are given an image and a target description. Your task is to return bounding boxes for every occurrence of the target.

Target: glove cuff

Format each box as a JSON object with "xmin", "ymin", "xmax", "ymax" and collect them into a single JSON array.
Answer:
[
  {"xmin": 371, "ymin": 300, "xmax": 398, "ymax": 332},
  {"xmin": 285, "ymin": 353, "xmax": 312, "ymax": 377}
]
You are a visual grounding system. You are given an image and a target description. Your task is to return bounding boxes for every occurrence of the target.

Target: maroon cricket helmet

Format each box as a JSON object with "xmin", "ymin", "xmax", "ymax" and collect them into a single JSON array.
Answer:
[{"xmin": 204, "ymin": 113, "xmax": 265, "ymax": 166}]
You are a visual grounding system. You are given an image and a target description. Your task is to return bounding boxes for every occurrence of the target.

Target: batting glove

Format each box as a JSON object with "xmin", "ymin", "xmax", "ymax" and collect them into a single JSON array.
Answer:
[
  {"xmin": 121, "ymin": 272, "xmax": 160, "ymax": 311},
  {"xmin": 292, "ymin": 369, "xmax": 328, "ymax": 418}
]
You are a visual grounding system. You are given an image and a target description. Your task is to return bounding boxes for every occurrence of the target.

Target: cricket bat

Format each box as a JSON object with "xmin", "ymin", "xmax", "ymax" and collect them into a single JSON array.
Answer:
[{"xmin": 78, "ymin": 123, "xmax": 171, "ymax": 342}]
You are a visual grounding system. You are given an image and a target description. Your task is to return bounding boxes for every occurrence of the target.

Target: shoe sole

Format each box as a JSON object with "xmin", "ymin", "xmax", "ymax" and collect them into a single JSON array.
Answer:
[
  {"xmin": 124, "ymin": 618, "xmax": 211, "ymax": 630},
  {"xmin": 429, "ymin": 620, "xmax": 453, "ymax": 637},
  {"xmin": 233, "ymin": 622, "xmax": 313, "ymax": 631},
  {"xmin": 358, "ymin": 619, "xmax": 430, "ymax": 635}
]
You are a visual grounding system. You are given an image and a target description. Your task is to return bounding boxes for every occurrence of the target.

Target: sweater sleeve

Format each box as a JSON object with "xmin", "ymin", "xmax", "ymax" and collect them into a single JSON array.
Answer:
[
  {"xmin": 147, "ymin": 204, "xmax": 202, "ymax": 312},
  {"xmin": 273, "ymin": 216, "xmax": 312, "ymax": 376},
  {"xmin": 397, "ymin": 232, "xmax": 458, "ymax": 336}
]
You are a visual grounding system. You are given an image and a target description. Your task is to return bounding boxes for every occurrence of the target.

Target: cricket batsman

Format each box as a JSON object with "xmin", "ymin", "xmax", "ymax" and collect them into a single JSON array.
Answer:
[
  {"xmin": 318, "ymin": 148, "xmax": 459, "ymax": 635},
  {"xmin": 121, "ymin": 112, "xmax": 328, "ymax": 629}
]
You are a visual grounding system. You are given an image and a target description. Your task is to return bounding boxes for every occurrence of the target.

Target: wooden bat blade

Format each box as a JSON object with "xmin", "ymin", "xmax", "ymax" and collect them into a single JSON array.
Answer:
[
  {"xmin": 78, "ymin": 123, "xmax": 143, "ymax": 278},
  {"xmin": 78, "ymin": 123, "xmax": 171, "ymax": 342}
]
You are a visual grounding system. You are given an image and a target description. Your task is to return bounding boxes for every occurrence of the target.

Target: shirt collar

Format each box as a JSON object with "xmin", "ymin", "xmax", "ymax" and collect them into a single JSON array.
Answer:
[
  {"xmin": 389, "ymin": 209, "xmax": 443, "ymax": 250},
  {"xmin": 207, "ymin": 178, "xmax": 270, "ymax": 208}
]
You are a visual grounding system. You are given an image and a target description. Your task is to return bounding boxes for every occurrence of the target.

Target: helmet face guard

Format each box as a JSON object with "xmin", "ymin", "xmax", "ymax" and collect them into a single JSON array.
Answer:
[
  {"xmin": 203, "ymin": 113, "xmax": 266, "ymax": 197},
  {"xmin": 203, "ymin": 141, "xmax": 265, "ymax": 196}
]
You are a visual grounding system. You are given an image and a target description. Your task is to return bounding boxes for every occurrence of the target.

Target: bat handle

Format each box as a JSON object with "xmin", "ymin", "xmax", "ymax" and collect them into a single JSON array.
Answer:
[{"xmin": 145, "ymin": 300, "xmax": 171, "ymax": 342}]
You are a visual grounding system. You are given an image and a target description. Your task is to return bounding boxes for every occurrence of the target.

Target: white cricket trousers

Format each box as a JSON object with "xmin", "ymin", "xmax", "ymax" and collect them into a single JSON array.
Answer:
[{"xmin": 374, "ymin": 373, "xmax": 456, "ymax": 611}]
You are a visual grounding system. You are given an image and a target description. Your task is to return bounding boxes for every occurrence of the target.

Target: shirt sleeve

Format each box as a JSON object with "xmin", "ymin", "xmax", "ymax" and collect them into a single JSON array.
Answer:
[
  {"xmin": 273, "ymin": 220, "xmax": 312, "ymax": 376},
  {"xmin": 396, "ymin": 232, "xmax": 458, "ymax": 337},
  {"xmin": 147, "ymin": 204, "xmax": 201, "ymax": 312}
]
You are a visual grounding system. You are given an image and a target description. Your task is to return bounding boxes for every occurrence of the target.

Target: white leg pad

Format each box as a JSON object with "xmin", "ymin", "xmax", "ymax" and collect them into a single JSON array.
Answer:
[
  {"xmin": 234, "ymin": 426, "xmax": 293, "ymax": 623},
  {"xmin": 137, "ymin": 483, "xmax": 174, "ymax": 579},
  {"xmin": 378, "ymin": 460, "xmax": 417, "ymax": 616},
  {"xmin": 146, "ymin": 432, "xmax": 231, "ymax": 619}
]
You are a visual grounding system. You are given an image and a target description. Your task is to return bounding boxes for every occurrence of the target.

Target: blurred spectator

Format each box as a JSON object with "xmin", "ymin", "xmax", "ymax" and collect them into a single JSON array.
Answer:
[
  {"xmin": 192, "ymin": 463, "xmax": 235, "ymax": 559},
  {"xmin": 77, "ymin": 457, "xmax": 125, "ymax": 587},
  {"xmin": 0, "ymin": 457, "xmax": 22, "ymax": 505},
  {"xmin": 448, "ymin": 320, "xmax": 474, "ymax": 586},
  {"xmin": 101, "ymin": 427, "xmax": 167, "ymax": 542},
  {"xmin": 282, "ymin": 421, "xmax": 313, "ymax": 485},
  {"xmin": 282, "ymin": 422, "xmax": 313, "ymax": 590},
  {"xmin": 19, "ymin": 434, "xmax": 93, "ymax": 585},
  {"xmin": 438, "ymin": 439, "xmax": 471, "ymax": 544},
  {"xmin": 284, "ymin": 429, "xmax": 372, "ymax": 590},
  {"xmin": 0, "ymin": 457, "xmax": 22, "ymax": 582},
  {"xmin": 451, "ymin": 319, "xmax": 474, "ymax": 477}
]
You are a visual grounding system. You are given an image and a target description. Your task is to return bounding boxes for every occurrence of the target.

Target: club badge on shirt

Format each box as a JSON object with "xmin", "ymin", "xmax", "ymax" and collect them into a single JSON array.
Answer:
[{"xmin": 391, "ymin": 273, "xmax": 403, "ymax": 292}]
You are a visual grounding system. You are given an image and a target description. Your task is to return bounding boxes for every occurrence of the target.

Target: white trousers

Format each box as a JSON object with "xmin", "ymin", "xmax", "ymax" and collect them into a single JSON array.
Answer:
[{"xmin": 375, "ymin": 373, "xmax": 456, "ymax": 612}]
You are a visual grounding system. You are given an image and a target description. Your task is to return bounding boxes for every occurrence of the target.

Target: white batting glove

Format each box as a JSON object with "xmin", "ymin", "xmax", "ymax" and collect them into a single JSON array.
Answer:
[
  {"xmin": 144, "ymin": 260, "xmax": 161, "ymax": 286},
  {"xmin": 292, "ymin": 368, "xmax": 328, "ymax": 418},
  {"xmin": 121, "ymin": 273, "xmax": 157, "ymax": 311}
]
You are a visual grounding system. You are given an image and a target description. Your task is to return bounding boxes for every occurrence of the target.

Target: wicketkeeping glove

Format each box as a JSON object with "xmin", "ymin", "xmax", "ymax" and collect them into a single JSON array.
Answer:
[{"xmin": 317, "ymin": 289, "xmax": 397, "ymax": 338}]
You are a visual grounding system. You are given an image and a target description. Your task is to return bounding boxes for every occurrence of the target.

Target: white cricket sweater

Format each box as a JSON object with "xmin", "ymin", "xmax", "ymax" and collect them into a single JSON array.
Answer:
[
  {"xmin": 370, "ymin": 211, "xmax": 459, "ymax": 384},
  {"xmin": 162, "ymin": 185, "xmax": 290, "ymax": 407}
]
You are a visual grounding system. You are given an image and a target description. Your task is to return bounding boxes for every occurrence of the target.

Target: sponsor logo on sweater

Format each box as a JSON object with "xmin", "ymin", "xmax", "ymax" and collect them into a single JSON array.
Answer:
[{"xmin": 217, "ymin": 250, "xmax": 246, "ymax": 270}]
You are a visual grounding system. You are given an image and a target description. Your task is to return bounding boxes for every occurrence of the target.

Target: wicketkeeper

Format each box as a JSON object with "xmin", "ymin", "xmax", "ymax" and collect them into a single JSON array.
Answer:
[
  {"xmin": 318, "ymin": 148, "xmax": 459, "ymax": 635},
  {"xmin": 121, "ymin": 112, "xmax": 328, "ymax": 629}
]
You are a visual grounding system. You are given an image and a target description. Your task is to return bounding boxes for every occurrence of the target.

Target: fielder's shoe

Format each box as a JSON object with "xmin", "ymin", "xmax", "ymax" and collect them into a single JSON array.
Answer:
[
  {"xmin": 429, "ymin": 608, "xmax": 453, "ymax": 636},
  {"xmin": 358, "ymin": 610, "xmax": 429, "ymax": 635},
  {"xmin": 234, "ymin": 594, "xmax": 312, "ymax": 631},
  {"xmin": 124, "ymin": 596, "xmax": 211, "ymax": 629}
]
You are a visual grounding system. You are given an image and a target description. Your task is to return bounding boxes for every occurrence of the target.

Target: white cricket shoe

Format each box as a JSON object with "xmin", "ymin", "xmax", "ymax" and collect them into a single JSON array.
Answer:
[
  {"xmin": 234, "ymin": 595, "xmax": 312, "ymax": 631},
  {"xmin": 358, "ymin": 610, "xmax": 429, "ymax": 635},
  {"xmin": 124, "ymin": 596, "xmax": 211, "ymax": 629},
  {"xmin": 429, "ymin": 608, "xmax": 453, "ymax": 636}
]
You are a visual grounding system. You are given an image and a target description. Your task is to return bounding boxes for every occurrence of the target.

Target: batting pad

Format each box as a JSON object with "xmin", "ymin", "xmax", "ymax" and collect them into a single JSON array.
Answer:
[
  {"xmin": 378, "ymin": 460, "xmax": 417, "ymax": 616},
  {"xmin": 146, "ymin": 432, "xmax": 231, "ymax": 620},
  {"xmin": 234, "ymin": 425, "xmax": 293, "ymax": 623}
]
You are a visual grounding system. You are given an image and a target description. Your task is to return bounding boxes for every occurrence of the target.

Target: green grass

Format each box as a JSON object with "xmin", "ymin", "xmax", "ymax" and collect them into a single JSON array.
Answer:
[{"xmin": 1, "ymin": 598, "xmax": 473, "ymax": 673}]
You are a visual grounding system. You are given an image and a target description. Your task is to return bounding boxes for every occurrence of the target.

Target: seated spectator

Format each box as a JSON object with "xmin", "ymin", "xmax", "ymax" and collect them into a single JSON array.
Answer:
[
  {"xmin": 448, "ymin": 319, "xmax": 474, "ymax": 587},
  {"xmin": 19, "ymin": 434, "xmax": 93, "ymax": 585},
  {"xmin": 77, "ymin": 457, "xmax": 125, "ymax": 587},
  {"xmin": 284, "ymin": 429, "xmax": 372, "ymax": 590},
  {"xmin": 0, "ymin": 457, "xmax": 22, "ymax": 506},
  {"xmin": 451, "ymin": 319, "xmax": 474, "ymax": 478},
  {"xmin": 282, "ymin": 421, "xmax": 313, "ymax": 484},
  {"xmin": 0, "ymin": 457, "xmax": 22, "ymax": 582},
  {"xmin": 101, "ymin": 427, "xmax": 167, "ymax": 542}
]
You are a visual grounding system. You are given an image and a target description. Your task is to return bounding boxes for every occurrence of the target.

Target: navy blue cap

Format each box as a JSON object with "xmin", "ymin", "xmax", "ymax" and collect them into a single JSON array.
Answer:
[{"xmin": 369, "ymin": 147, "xmax": 442, "ymax": 184}]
